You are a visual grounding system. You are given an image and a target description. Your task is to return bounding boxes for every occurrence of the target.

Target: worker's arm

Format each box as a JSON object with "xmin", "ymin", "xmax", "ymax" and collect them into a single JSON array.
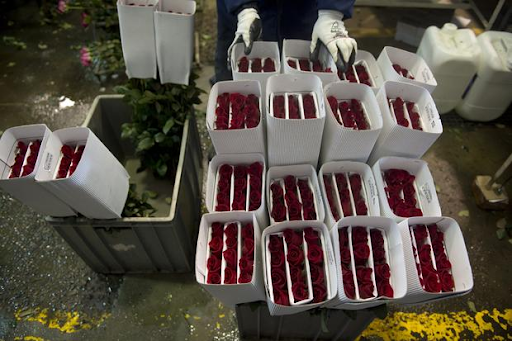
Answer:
[
  {"xmin": 310, "ymin": 1, "xmax": 357, "ymax": 72},
  {"xmin": 225, "ymin": 1, "xmax": 262, "ymax": 68}
]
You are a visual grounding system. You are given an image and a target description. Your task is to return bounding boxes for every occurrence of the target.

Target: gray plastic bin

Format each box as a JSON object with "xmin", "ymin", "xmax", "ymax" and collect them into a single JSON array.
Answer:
[
  {"xmin": 235, "ymin": 302, "xmax": 382, "ymax": 341},
  {"xmin": 47, "ymin": 95, "xmax": 203, "ymax": 274}
]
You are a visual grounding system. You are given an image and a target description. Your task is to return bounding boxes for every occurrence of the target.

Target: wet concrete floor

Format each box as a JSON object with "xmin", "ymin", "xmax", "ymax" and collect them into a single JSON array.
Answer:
[{"xmin": 0, "ymin": 1, "xmax": 511, "ymax": 340}]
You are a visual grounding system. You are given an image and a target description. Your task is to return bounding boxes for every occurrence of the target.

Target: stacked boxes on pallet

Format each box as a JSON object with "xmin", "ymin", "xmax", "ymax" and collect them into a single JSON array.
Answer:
[{"xmin": 197, "ymin": 43, "xmax": 472, "ymax": 317}]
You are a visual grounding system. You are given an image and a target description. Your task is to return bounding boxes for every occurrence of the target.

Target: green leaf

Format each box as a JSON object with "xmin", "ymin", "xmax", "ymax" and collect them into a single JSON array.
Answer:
[
  {"xmin": 157, "ymin": 163, "xmax": 168, "ymax": 177},
  {"xmin": 163, "ymin": 119, "xmax": 175, "ymax": 134},
  {"xmin": 172, "ymin": 103, "xmax": 180, "ymax": 111},
  {"xmin": 146, "ymin": 191, "xmax": 158, "ymax": 199},
  {"xmin": 496, "ymin": 228, "xmax": 507, "ymax": 240},
  {"xmin": 137, "ymin": 137, "xmax": 155, "ymax": 151},
  {"xmin": 155, "ymin": 101, "xmax": 162, "ymax": 113},
  {"xmin": 154, "ymin": 132, "xmax": 166, "ymax": 143},
  {"xmin": 165, "ymin": 197, "xmax": 172, "ymax": 205}
]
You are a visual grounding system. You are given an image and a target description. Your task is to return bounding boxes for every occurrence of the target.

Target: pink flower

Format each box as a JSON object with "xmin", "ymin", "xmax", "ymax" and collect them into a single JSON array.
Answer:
[
  {"xmin": 81, "ymin": 12, "xmax": 91, "ymax": 28},
  {"xmin": 57, "ymin": 0, "xmax": 68, "ymax": 13},
  {"xmin": 79, "ymin": 46, "xmax": 92, "ymax": 67}
]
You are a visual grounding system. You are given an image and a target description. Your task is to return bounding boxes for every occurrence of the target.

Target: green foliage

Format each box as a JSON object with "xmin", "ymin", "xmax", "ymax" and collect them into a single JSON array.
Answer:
[
  {"xmin": 116, "ymin": 73, "xmax": 203, "ymax": 178},
  {"xmin": 87, "ymin": 39, "xmax": 124, "ymax": 75},
  {"xmin": 3, "ymin": 36, "xmax": 27, "ymax": 50},
  {"xmin": 122, "ymin": 184, "xmax": 157, "ymax": 217}
]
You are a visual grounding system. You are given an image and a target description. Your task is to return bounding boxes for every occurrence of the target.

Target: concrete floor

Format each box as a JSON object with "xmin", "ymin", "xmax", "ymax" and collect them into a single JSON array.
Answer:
[{"xmin": 0, "ymin": 1, "xmax": 511, "ymax": 340}]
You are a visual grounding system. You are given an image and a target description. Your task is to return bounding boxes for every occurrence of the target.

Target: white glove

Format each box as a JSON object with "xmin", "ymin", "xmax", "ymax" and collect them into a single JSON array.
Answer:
[
  {"xmin": 227, "ymin": 8, "xmax": 262, "ymax": 69},
  {"xmin": 310, "ymin": 10, "xmax": 358, "ymax": 72}
]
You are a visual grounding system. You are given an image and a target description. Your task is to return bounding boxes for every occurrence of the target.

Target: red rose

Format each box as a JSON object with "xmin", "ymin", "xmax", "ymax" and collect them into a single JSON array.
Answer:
[
  {"xmin": 356, "ymin": 267, "xmax": 373, "ymax": 283},
  {"xmin": 287, "ymin": 202, "xmax": 303, "ymax": 221},
  {"xmin": 286, "ymin": 244, "xmax": 304, "ymax": 266},
  {"xmin": 238, "ymin": 56, "xmax": 249, "ymax": 72},
  {"xmin": 238, "ymin": 271, "xmax": 253, "ymax": 283},
  {"xmin": 207, "ymin": 255, "xmax": 221, "ymax": 272},
  {"xmin": 211, "ymin": 222, "xmax": 223, "ymax": 237},
  {"xmin": 26, "ymin": 153, "xmax": 37, "ymax": 165},
  {"xmin": 21, "ymin": 164, "xmax": 34, "ymax": 176},
  {"xmin": 273, "ymin": 288, "xmax": 290, "ymax": 306},
  {"xmin": 251, "ymin": 57, "xmax": 262, "ymax": 72},
  {"xmin": 377, "ymin": 280, "xmax": 394, "ymax": 297},
  {"xmin": 270, "ymin": 182, "xmax": 284, "ymax": 197},
  {"xmin": 289, "ymin": 266, "xmax": 303, "ymax": 284},
  {"xmin": 440, "ymin": 271, "xmax": 454, "ymax": 292},
  {"xmin": 219, "ymin": 164, "xmax": 233, "ymax": 178},
  {"xmin": 207, "ymin": 272, "xmax": 221, "ymax": 284},
  {"xmin": 375, "ymin": 263, "xmax": 391, "ymax": 280},
  {"xmin": 340, "ymin": 247, "xmax": 352, "ymax": 265},
  {"xmin": 239, "ymin": 256, "xmax": 253, "ymax": 273},
  {"xmin": 56, "ymin": 169, "xmax": 67, "ymax": 179},
  {"xmin": 349, "ymin": 174, "xmax": 362, "ymax": 192},
  {"xmin": 352, "ymin": 226, "xmax": 368, "ymax": 244},
  {"xmin": 263, "ymin": 58, "xmax": 276, "ymax": 72},
  {"xmin": 270, "ymin": 249, "xmax": 285, "ymax": 268},
  {"xmin": 234, "ymin": 165, "xmax": 247, "ymax": 179},
  {"xmin": 313, "ymin": 285, "xmax": 327, "ymax": 303},
  {"xmin": 284, "ymin": 229, "xmax": 302, "ymax": 246},
  {"xmin": 436, "ymin": 254, "xmax": 452, "ymax": 271},
  {"xmin": 269, "ymin": 235, "xmax": 284, "ymax": 252},
  {"xmin": 310, "ymin": 264, "xmax": 325, "ymax": 286},
  {"xmin": 225, "ymin": 237, "xmax": 237, "ymax": 248},
  {"xmin": 271, "ymin": 204, "xmax": 287, "ymax": 222},
  {"xmin": 224, "ymin": 267, "xmax": 236, "ymax": 284},
  {"xmin": 370, "ymin": 230, "xmax": 384, "ymax": 247},
  {"xmin": 271, "ymin": 267, "xmax": 287, "ymax": 288},
  {"xmin": 215, "ymin": 203, "xmax": 230, "ymax": 212},
  {"xmin": 307, "ymin": 243, "xmax": 324, "ymax": 264},
  {"xmin": 355, "ymin": 200, "xmax": 368, "ymax": 215},
  {"xmin": 353, "ymin": 242, "xmax": 370, "ymax": 265},
  {"xmin": 298, "ymin": 59, "xmax": 310, "ymax": 71},
  {"xmin": 339, "ymin": 228, "xmax": 349, "ymax": 247},
  {"xmin": 292, "ymin": 282, "xmax": 308, "ymax": 301},
  {"xmin": 249, "ymin": 190, "xmax": 261, "ymax": 210},
  {"xmin": 243, "ymin": 238, "xmax": 254, "ymax": 259},
  {"xmin": 225, "ymin": 223, "xmax": 237, "ymax": 238},
  {"xmin": 60, "ymin": 157, "xmax": 71, "ymax": 168},
  {"xmin": 372, "ymin": 247, "xmax": 386, "ymax": 263},
  {"xmin": 413, "ymin": 225, "xmax": 428, "ymax": 241},
  {"xmin": 287, "ymin": 59, "xmax": 297, "ymax": 69},
  {"xmin": 234, "ymin": 177, "xmax": 247, "ymax": 190},
  {"xmin": 17, "ymin": 141, "xmax": 27, "ymax": 153},
  {"xmin": 419, "ymin": 245, "xmax": 433, "ymax": 265},
  {"xmin": 304, "ymin": 227, "xmax": 319, "ymax": 243},
  {"xmin": 248, "ymin": 162, "xmax": 263, "ymax": 177},
  {"xmin": 359, "ymin": 282, "xmax": 375, "ymax": 299},
  {"xmin": 223, "ymin": 248, "xmax": 237, "ymax": 267},
  {"xmin": 424, "ymin": 272, "xmax": 441, "ymax": 293},
  {"xmin": 341, "ymin": 198, "xmax": 352, "ymax": 216},
  {"xmin": 344, "ymin": 281, "xmax": 356, "ymax": 299},
  {"xmin": 209, "ymin": 236, "xmax": 223, "ymax": 254},
  {"xmin": 250, "ymin": 176, "xmax": 262, "ymax": 190},
  {"xmin": 312, "ymin": 60, "xmax": 322, "ymax": 72}
]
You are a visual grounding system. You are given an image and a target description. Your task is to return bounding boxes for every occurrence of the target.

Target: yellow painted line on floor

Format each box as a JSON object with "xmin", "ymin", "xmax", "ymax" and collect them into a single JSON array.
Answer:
[
  {"xmin": 14, "ymin": 308, "xmax": 111, "ymax": 334},
  {"xmin": 358, "ymin": 309, "xmax": 511, "ymax": 341},
  {"xmin": 14, "ymin": 337, "xmax": 47, "ymax": 341}
]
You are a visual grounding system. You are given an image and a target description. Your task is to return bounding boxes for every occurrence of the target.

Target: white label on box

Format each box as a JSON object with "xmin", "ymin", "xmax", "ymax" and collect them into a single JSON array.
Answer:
[
  {"xmin": 425, "ymin": 103, "xmax": 436, "ymax": 130},
  {"xmin": 367, "ymin": 177, "xmax": 377, "ymax": 207},
  {"xmin": 43, "ymin": 152, "xmax": 53, "ymax": 171},
  {"xmin": 420, "ymin": 182, "xmax": 433, "ymax": 204},
  {"xmin": 421, "ymin": 68, "xmax": 432, "ymax": 83}
]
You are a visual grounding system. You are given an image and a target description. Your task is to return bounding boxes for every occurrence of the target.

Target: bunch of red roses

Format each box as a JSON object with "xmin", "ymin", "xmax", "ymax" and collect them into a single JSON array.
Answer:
[
  {"xmin": 239, "ymin": 222, "xmax": 256, "ymax": 283},
  {"xmin": 222, "ymin": 223, "xmax": 238, "ymax": 284},
  {"xmin": 352, "ymin": 226, "xmax": 375, "ymax": 299},
  {"xmin": 406, "ymin": 102, "xmax": 423, "ymax": 131},
  {"xmin": 238, "ymin": 57, "xmax": 276, "ymax": 73},
  {"xmin": 338, "ymin": 227, "xmax": 356, "ymax": 298},
  {"xmin": 335, "ymin": 173, "xmax": 353, "ymax": 217},
  {"xmin": 411, "ymin": 224, "xmax": 454, "ymax": 293},
  {"xmin": 297, "ymin": 179, "xmax": 317, "ymax": 220},
  {"xmin": 338, "ymin": 64, "xmax": 372, "ymax": 87},
  {"xmin": 350, "ymin": 174, "xmax": 368, "ymax": 216},
  {"xmin": 287, "ymin": 58, "xmax": 332, "ymax": 73},
  {"xmin": 288, "ymin": 95, "xmax": 300, "ymax": 119},
  {"xmin": 215, "ymin": 162, "xmax": 263, "ymax": 212},
  {"xmin": 268, "ymin": 234, "xmax": 290, "ymax": 305},
  {"xmin": 390, "ymin": 97, "xmax": 410, "ymax": 128},
  {"xmin": 270, "ymin": 181, "xmax": 286, "ymax": 222},
  {"xmin": 215, "ymin": 92, "xmax": 260, "ymax": 130},
  {"xmin": 327, "ymin": 97, "xmax": 369, "ymax": 130},
  {"xmin": 272, "ymin": 95, "xmax": 286, "ymax": 119},
  {"xmin": 370, "ymin": 229, "xmax": 394, "ymax": 297},
  {"xmin": 284, "ymin": 176, "xmax": 303, "ymax": 220},
  {"xmin": 10, "ymin": 140, "xmax": 41, "ymax": 178},
  {"xmin": 383, "ymin": 169, "xmax": 423, "ymax": 217},
  {"xmin": 272, "ymin": 93, "xmax": 317, "ymax": 120},
  {"xmin": 303, "ymin": 227, "xmax": 328, "ymax": 303},
  {"xmin": 206, "ymin": 222, "xmax": 224, "ymax": 284},
  {"xmin": 283, "ymin": 229, "xmax": 309, "ymax": 303},
  {"xmin": 302, "ymin": 94, "xmax": 317, "ymax": 119},
  {"xmin": 392, "ymin": 64, "xmax": 415, "ymax": 80},
  {"xmin": 57, "ymin": 144, "xmax": 85, "ymax": 179},
  {"xmin": 323, "ymin": 175, "xmax": 341, "ymax": 222}
]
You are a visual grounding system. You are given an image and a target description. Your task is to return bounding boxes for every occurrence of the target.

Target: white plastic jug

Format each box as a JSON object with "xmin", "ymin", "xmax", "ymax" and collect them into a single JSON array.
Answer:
[
  {"xmin": 417, "ymin": 23, "xmax": 480, "ymax": 114},
  {"xmin": 456, "ymin": 31, "xmax": 512, "ymax": 121}
]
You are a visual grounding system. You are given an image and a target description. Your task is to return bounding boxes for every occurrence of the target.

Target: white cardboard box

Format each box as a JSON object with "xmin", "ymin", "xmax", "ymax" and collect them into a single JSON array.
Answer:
[
  {"xmin": 282, "ymin": 39, "xmax": 338, "ymax": 86},
  {"xmin": 372, "ymin": 157, "xmax": 442, "ymax": 222},
  {"xmin": 265, "ymin": 74, "xmax": 326, "ymax": 167},
  {"xmin": 155, "ymin": 0, "xmax": 196, "ymax": 85},
  {"xmin": 338, "ymin": 50, "xmax": 385, "ymax": 93},
  {"xmin": 368, "ymin": 81, "xmax": 443, "ymax": 164},
  {"xmin": 195, "ymin": 211, "xmax": 266, "ymax": 306},
  {"xmin": 377, "ymin": 46, "xmax": 437, "ymax": 93},
  {"xmin": 205, "ymin": 153, "xmax": 268, "ymax": 227},
  {"xmin": 326, "ymin": 216, "xmax": 407, "ymax": 310},
  {"xmin": 206, "ymin": 80, "xmax": 265, "ymax": 156},
  {"xmin": 261, "ymin": 220, "xmax": 338, "ymax": 316},
  {"xmin": 397, "ymin": 216, "xmax": 473, "ymax": 304},
  {"xmin": 35, "ymin": 127, "xmax": 130, "ymax": 219},
  {"xmin": 267, "ymin": 164, "xmax": 325, "ymax": 224},
  {"xmin": 117, "ymin": 0, "xmax": 158, "ymax": 79},
  {"xmin": 231, "ymin": 41, "xmax": 280, "ymax": 98},
  {"xmin": 0, "ymin": 125, "xmax": 76, "ymax": 217},
  {"xmin": 318, "ymin": 161, "xmax": 380, "ymax": 229},
  {"xmin": 320, "ymin": 82, "xmax": 383, "ymax": 164}
]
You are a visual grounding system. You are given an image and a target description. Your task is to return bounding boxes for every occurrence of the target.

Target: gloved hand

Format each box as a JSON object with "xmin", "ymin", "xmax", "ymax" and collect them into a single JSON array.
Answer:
[
  {"xmin": 227, "ymin": 7, "xmax": 262, "ymax": 70},
  {"xmin": 310, "ymin": 10, "xmax": 358, "ymax": 72}
]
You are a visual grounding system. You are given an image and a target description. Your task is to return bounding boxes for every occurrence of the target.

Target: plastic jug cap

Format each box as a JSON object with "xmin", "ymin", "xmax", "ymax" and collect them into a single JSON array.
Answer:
[{"xmin": 442, "ymin": 23, "xmax": 457, "ymax": 35}]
